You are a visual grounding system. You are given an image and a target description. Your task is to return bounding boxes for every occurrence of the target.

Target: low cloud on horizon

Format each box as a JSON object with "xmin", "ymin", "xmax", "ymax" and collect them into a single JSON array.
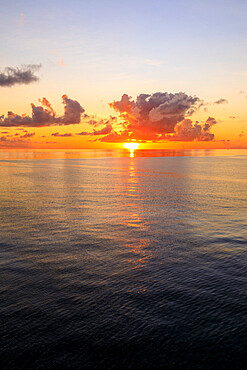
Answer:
[
  {"xmin": 0, "ymin": 95, "xmax": 85, "ymax": 127},
  {"xmin": 0, "ymin": 91, "xmax": 220, "ymax": 143}
]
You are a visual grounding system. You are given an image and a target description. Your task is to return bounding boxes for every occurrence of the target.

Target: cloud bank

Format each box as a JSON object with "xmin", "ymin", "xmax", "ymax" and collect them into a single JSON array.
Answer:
[
  {"xmin": 0, "ymin": 65, "xmax": 41, "ymax": 87},
  {"xmin": 0, "ymin": 95, "xmax": 85, "ymax": 127},
  {"xmin": 0, "ymin": 90, "xmax": 218, "ymax": 143}
]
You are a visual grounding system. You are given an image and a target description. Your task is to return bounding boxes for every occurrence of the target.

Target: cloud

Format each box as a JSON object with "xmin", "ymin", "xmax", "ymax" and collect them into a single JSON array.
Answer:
[
  {"xmin": 109, "ymin": 92, "xmax": 199, "ymax": 135},
  {"xmin": 52, "ymin": 50, "xmax": 66, "ymax": 66},
  {"xmin": 76, "ymin": 131, "xmax": 89, "ymax": 136},
  {"xmin": 92, "ymin": 124, "xmax": 113, "ymax": 135},
  {"xmin": 0, "ymin": 95, "xmax": 85, "ymax": 127},
  {"xmin": 164, "ymin": 117, "xmax": 217, "ymax": 141},
  {"xmin": 0, "ymin": 135, "xmax": 31, "ymax": 147},
  {"xmin": 214, "ymin": 98, "xmax": 228, "ymax": 104},
  {"xmin": 85, "ymin": 115, "xmax": 117, "ymax": 127},
  {"xmin": 77, "ymin": 123, "xmax": 113, "ymax": 136},
  {"xmin": 20, "ymin": 132, "xmax": 35, "ymax": 138},
  {"xmin": 52, "ymin": 132, "xmax": 73, "ymax": 137},
  {"xmin": 20, "ymin": 13, "xmax": 25, "ymax": 26},
  {"xmin": 0, "ymin": 65, "xmax": 41, "ymax": 87},
  {"xmin": 57, "ymin": 58, "xmax": 66, "ymax": 67},
  {"xmin": 99, "ymin": 130, "xmax": 131, "ymax": 143},
  {"xmin": 100, "ymin": 91, "xmax": 216, "ymax": 142}
]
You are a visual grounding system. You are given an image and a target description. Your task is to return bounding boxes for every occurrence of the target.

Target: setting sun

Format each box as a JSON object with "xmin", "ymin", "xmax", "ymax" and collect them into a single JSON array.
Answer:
[{"xmin": 123, "ymin": 142, "xmax": 139, "ymax": 157}]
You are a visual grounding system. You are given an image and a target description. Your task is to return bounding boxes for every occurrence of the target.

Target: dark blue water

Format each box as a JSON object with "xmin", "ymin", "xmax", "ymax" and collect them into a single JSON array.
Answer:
[{"xmin": 0, "ymin": 150, "xmax": 246, "ymax": 369}]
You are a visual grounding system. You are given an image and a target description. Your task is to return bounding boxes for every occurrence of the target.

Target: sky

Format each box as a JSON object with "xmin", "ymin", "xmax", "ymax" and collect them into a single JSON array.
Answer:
[{"xmin": 0, "ymin": 0, "xmax": 247, "ymax": 149}]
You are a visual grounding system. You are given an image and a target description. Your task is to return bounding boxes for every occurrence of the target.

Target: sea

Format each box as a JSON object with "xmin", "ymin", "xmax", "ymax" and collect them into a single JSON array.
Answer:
[{"xmin": 0, "ymin": 149, "xmax": 246, "ymax": 369}]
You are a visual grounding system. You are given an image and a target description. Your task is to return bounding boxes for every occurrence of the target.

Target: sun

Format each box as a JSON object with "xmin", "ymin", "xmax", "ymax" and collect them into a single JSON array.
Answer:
[{"xmin": 123, "ymin": 142, "xmax": 139, "ymax": 157}]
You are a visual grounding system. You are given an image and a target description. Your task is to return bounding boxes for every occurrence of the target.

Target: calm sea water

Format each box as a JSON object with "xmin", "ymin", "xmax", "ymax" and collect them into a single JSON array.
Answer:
[{"xmin": 0, "ymin": 150, "xmax": 246, "ymax": 369}]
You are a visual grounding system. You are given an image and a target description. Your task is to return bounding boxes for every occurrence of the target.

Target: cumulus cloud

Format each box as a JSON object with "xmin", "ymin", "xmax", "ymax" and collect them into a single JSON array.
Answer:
[
  {"xmin": 164, "ymin": 117, "xmax": 217, "ymax": 141},
  {"xmin": 99, "ymin": 91, "xmax": 216, "ymax": 143},
  {"xmin": 0, "ymin": 65, "xmax": 41, "ymax": 87},
  {"xmin": 109, "ymin": 92, "xmax": 199, "ymax": 135},
  {"xmin": 214, "ymin": 98, "xmax": 228, "ymax": 104},
  {"xmin": 0, "ymin": 95, "xmax": 85, "ymax": 127}
]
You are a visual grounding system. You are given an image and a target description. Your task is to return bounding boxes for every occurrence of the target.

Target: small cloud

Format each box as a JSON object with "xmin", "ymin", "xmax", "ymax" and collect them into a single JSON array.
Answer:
[
  {"xmin": 57, "ymin": 58, "xmax": 66, "ymax": 66},
  {"xmin": 51, "ymin": 132, "xmax": 73, "ymax": 137},
  {"xmin": 76, "ymin": 124, "xmax": 113, "ymax": 136},
  {"xmin": 20, "ymin": 132, "xmax": 35, "ymax": 138},
  {"xmin": 20, "ymin": 13, "xmax": 25, "ymax": 26},
  {"xmin": 76, "ymin": 131, "xmax": 89, "ymax": 136},
  {"xmin": 52, "ymin": 50, "xmax": 66, "ymax": 66},
  {"xmin": 214, "ymin": 98, "xmax": 228, "ymax": 104},
  {"xmin": 0, "ymin": 65, "xmax": 41, "ymax": 87}
]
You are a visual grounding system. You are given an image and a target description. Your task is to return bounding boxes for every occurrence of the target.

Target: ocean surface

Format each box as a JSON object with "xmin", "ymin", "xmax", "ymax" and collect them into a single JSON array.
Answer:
[{"xmin": 0, "ymin": 149, "xmax": 246, "ymax": 369}]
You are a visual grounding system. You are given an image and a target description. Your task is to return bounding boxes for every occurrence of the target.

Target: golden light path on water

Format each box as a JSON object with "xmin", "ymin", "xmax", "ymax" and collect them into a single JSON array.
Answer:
[{"xmin": 123, "ymin": 143, "xmax": 139, "ymax": 157}]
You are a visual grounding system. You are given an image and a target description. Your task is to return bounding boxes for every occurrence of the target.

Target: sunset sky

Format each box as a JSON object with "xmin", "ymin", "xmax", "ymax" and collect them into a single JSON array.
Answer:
[{"xmin": 0, "ymin": 0, "xmax": 247, "ymax": 149}]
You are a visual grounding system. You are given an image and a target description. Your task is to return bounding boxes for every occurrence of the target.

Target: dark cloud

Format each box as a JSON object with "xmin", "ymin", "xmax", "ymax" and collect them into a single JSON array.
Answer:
[
  {"xmin": 0, "ymin": 65, "xmax": 41, "ymax": 87},
  {"xmin": 0, "ymin": 95, "xmax": 85, "ymax": 127},
  {"xmin": 99, "ymin": 130, "xmax": 132, "ymax": 143},
  {"xmin": 109, "ymin": 92, "xmax": 199, "ymax": 135},
  {"xmin": 99, "ymin": 92, "xmax": 216, "ymax": 143},
  {"xmin": 76, "ymin": 124, "xmax": 113, "ymax": 136},
  {"xmin": 20, "ymin": 132, "xmax": 35, "ymax": 138},
  {"xmin": 92, "ymin": 124, "xmax": 113, "ymax": 135},
  {"xmin": 52, "ymin": 132, "xmax": 73, "ymax": 137},
  {"xmin": 85, "ymin": 115, "xmax": 117, "ymax": 127},
  {"xmin": 214, "ymin": 98, "xmax": 228, "ymax": 104},
  {"xmin": 164, "ymin": 117, "xmax": 216, "ymax": 141},
  {"xmin": 76, "ymin": 131, "xmax": 89, "ymax": 136}
]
